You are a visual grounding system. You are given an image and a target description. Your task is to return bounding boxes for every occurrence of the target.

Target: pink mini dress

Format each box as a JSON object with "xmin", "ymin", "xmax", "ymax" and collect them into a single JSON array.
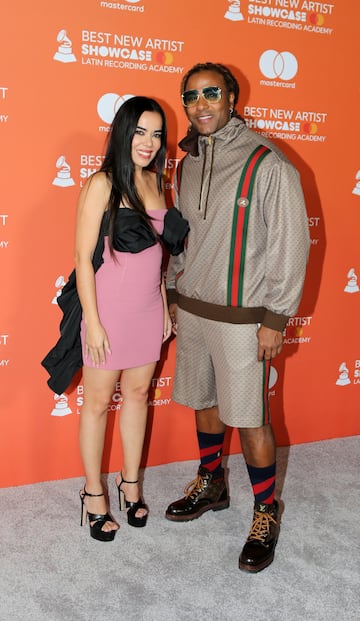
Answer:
[{"xmin": 81, "ymin": 209, "xmax": 166, "ymax": 370}]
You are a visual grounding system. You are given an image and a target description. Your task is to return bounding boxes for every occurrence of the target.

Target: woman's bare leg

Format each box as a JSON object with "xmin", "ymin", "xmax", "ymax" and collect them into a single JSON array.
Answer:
[
  {"xmin": 115, "ymin": 362, "xmax": 156, "ymax": 517},
  {"xmin": 79, "ymin": 366, "xmax": 120, "ymax": 532}
]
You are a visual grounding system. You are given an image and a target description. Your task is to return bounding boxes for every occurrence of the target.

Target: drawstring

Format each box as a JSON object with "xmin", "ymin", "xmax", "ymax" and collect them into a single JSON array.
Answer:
[
  {"xmin": 198, "ymin": 146, "xmax": 207, "ymax": 212},
  {"xmin": 198, "ymin": 137, "xmax": 215, "ymax": 220}
]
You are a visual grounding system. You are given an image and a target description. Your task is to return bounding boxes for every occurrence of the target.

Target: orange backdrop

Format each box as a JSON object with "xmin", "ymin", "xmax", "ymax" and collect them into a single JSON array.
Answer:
[{"xmin": 1, "ymin": 0, "xmax": 359, "ymax": 487}]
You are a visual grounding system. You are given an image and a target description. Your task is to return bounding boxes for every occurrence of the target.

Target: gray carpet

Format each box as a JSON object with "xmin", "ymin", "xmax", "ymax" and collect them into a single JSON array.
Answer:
[{"xmin": 1, "ymin": 436, "xmax": 359, "ymax": 621}]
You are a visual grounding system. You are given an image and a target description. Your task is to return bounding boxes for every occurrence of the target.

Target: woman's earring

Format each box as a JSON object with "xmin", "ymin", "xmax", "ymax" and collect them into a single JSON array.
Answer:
[
  {"xmin": 188, "ymin": 122, "xmax": 193, "ymax": 133},
  {"xmin": 229, "ymin": 107, "xmax": 234, "ymax": 117}
]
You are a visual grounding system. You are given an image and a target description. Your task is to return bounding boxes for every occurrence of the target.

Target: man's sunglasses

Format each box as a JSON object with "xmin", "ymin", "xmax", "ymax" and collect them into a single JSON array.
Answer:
[{"xmin": 181, "ymin": 86, "xmax": 222, "ymax": 108}]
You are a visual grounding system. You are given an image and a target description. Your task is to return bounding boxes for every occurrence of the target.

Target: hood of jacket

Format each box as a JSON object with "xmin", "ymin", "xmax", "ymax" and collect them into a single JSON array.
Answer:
[{"xmin": 178, "ymin": 113, "xmax": 246, "ymax": 156}]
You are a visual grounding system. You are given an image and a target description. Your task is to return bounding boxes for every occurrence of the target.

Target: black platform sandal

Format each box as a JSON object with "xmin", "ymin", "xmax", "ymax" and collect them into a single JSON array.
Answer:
[
  {"xmin": 116, "ymin": 474, "xmax": 148, "ymax": 528},
  {"xmin": 79, "ymin": 487, "xmax": 117, "ymax": 542}
]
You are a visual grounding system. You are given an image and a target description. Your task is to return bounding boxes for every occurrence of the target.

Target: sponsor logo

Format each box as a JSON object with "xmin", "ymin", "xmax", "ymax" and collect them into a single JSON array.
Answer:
[
  {"xmin": 97, "ymin": 92, "xmax": 134, "ymax": 127},
  {"xmin": 259, "ymin": 49, "xmax": 298, "ymax": 88},
  {"xmin": 51, "ymin": 393, "xmax": 73, "ymax": 416},
  {"xmin": 53, "ymin": 30, "xmax": 77, "ymax": 63},
  {"xmin": 344, "ymin": 268, "xmax": 359, "ymax": 294},
  {"xmin": 99, "ymin": 0, "xmax": 145, "ymax": 12},
  {"xmin": 283, "ymin": 316, "xmax": 312, "ymax": 345},
  {"xmin": 245, "ymin": 1, "xmax": 335, "ymax": 35},
  {"xmin": 244, "ymin": 105, "xmax": 328, "ymax": 143},
  {"xmin": 224, "ymin": 1, "xmax": 245, "ymax": 21},
  {"xmin": 336, "ymin": 360, "xmax": 360, "ymax": 386},
  {"xmin": 0, "ymin": 86, "xmax": 9, "ymax": 123},
  {"xmin": 80, "ymin": 29, "xmax": 185, "ymax": 73},
  {"xmin": 53, "ymin": 28, "xmax": 185, "ymax": 73},
  {"xmin": 52, "ymin": 154, "xmax": 106, "ymax": 188},
  {"xmin": 352, "ymin": 170, "xmax": 360, "ymax": 196},
  {"xmin": 52, "ymin": 155, "xmax": 76, "ymax": 187}
]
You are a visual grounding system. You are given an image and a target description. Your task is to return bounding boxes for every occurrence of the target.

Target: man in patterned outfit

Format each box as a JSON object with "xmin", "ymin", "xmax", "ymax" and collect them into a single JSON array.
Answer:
[{"xmin": 165, "ymin": 62, "xmax": 310, "ymax": 572}]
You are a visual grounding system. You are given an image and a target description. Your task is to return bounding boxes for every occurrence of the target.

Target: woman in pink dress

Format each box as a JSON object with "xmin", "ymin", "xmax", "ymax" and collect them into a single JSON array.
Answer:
[{"xmin": 75, "ymin": 97, "xmax": 186, "ymax": 541}]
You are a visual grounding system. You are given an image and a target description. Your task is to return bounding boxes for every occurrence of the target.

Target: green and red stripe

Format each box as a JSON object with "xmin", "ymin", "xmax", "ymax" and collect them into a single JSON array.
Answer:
[
  {"xmin": 262, "ymin": 359, "xmax": 271, "ymax": 425},
  {"xmin": 227, "ymin": 145, "xmax": 271, "ymax": 307}
]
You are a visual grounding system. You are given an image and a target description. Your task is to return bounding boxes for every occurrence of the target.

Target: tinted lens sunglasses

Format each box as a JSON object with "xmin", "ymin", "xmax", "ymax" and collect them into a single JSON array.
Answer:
[{"xmin": 181, "ymin": 86, "xmax": 222, "ymax": 108}]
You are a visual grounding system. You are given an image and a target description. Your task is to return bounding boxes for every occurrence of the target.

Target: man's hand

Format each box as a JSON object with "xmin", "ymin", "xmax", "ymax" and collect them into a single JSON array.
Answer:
[{"xmin": 257, "ymin": 325, "xmax": 283, "ymax": 361}]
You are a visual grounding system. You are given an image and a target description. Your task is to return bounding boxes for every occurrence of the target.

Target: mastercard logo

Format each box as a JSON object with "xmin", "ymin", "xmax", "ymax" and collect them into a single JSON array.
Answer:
[
  {"xmin": 308, "ymin": 13, "xmax": 325, "ymax": 26},
  {"xmin": 97, "ymin": 93, "xmax": 134, "ymax": 124},
  {"xmin": 303, "ymin": 122, "xmax": 318, "ymax": 134},
  {"xmin": 154, "ymin": 51, "xmax": 174, "ymax": 65}
]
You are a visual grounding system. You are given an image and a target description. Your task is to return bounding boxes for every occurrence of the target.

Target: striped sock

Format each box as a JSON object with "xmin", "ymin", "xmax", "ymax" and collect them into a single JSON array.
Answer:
[
  {"xmin": 197, "ymin": 431, "xmax": 225, "ymax": 479},
  {"xmin": 246, "ymin": 462, "xmax": 276, "ymax": 505}
]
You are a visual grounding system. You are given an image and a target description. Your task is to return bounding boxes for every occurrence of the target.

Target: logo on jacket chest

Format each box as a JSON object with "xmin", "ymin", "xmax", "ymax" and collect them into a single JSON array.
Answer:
[{"xmin": 237, "ymin": 197, "xmax": 249, "ymax": 208}]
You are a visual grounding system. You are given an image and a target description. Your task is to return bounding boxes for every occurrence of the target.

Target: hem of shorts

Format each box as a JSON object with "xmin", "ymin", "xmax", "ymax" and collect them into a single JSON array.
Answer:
[
  {"xmin": 172, "ymin": 397, "xmax": 270, "ymax": 428},
  {"xmin": 172, "ymin": 397, "xmax": 218, "ymax": 411}
]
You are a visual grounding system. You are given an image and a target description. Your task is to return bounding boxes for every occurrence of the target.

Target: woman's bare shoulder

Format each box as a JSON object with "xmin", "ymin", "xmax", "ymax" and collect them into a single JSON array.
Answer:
[{"xmin": 80, "ymin": 171, "xmax": 111, "ymax": 201}]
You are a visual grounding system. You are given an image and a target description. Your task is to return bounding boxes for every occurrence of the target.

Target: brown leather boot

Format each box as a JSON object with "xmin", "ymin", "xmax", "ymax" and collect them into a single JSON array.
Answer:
[
  {"xmin": 239, "ymin": 500, "xmax": 279, "ymax": 572},
  {"xmin": 165, "ymin": 465, "xmax": 229, "ymax": 522}
]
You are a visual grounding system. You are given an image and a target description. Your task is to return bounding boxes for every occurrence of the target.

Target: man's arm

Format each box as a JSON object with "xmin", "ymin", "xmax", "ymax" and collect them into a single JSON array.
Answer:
[{"xmin": 258, "ymin": 157, "xmax": 310, "ymax": 357}]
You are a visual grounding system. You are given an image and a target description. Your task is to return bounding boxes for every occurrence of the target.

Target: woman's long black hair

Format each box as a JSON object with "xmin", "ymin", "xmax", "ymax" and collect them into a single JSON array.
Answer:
[{"xmin": 100, "ymin": 96, "xmax": 167, "ymax": 252}]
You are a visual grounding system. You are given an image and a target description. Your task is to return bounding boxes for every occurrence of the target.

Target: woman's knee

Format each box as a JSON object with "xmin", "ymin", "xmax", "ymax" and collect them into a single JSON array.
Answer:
[
  {"xmin": 83, "ymin": 392, "xmax": 111, "ymax": 416},
  {"xmin": 121, "ymin": 383, "xmax": 150, "ymax": 403}
]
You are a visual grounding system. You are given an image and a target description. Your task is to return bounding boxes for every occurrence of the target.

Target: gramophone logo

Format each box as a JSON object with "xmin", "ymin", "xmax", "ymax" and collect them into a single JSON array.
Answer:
[
  {"xmin": 53, "ymin": 29, "xmax": 77, "ymax": 63},
  {"xmin": 344, "ymin": 268, "xmax": 359, "ymax": 294},
  {"xmin": 335, "ymin": 362, "xmax": 351, "ymax": 387},
  {"xmin": 52, "ymin": 156, "xmax": 75, "ymax": 187},
  {"xmin": 51, "ymin": 393, "xmax": 73, "ymax": 416},
  {"xmin": 224, "ymin": 1, "xmax": 244, "ymax": 21}
]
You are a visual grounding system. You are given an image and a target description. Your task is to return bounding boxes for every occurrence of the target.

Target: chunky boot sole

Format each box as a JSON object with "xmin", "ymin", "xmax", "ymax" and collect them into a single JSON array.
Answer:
[
  {"xmin": 165, "ymin": 498, "xmax": 230, "ymax": 522},
  {"xmin": 239, "ymin": 549, "xmax": 276, "ymax": 573},
  {"xmin": 239, "ymin": 530, "xmax": 279, "ymax": 573}
]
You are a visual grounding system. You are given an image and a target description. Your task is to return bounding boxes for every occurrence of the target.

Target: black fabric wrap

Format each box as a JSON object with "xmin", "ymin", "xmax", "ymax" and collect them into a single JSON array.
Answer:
[
  {"xmin": 41, "ymin": 212, "xmax": 108, "ymax": 395},
  {"xmin": 113, "ymin": 209, "xmax": 157, "ymax": 253},
  {"xmin": 161, "ymin": 207, "xmax": 189, "ymax": 256}
]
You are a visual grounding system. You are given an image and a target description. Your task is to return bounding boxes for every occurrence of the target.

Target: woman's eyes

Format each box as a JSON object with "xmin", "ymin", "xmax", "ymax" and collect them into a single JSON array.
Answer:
[{"xmin": 135, "ymin": 129, "xmax": 162, "ymax": 139}]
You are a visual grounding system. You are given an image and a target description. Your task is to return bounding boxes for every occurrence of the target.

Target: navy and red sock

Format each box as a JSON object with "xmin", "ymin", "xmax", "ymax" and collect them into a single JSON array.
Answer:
[
  {"xmin": 246, "ymin": 462, "xmax": 276, "ymax": 505},
  {"xmin": 197, "ymin": 430, "xmax": 225, "ymax": 479}
]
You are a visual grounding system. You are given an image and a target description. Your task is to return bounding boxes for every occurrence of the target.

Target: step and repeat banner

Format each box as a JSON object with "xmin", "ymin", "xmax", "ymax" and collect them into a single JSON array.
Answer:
[{"xmin": 1, "ymin": 0, "xmax": 359, "ymax": 487}]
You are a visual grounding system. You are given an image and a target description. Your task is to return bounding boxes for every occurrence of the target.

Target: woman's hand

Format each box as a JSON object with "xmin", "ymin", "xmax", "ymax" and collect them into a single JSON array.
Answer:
[
  {"xmin": 169, "ymin": 303, "xmax": 178, "ymax": 335},
  {"xmin": 84, "ymin": 322, "xmax": 111, "ymax": 366},
  {"xmin": 163, "ymin": 309, "xmax": 172, "ymax": 343}
]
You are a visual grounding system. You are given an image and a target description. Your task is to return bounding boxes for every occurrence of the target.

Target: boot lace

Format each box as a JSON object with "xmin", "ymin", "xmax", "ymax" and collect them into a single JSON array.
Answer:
[
  {"xmin": 183, "ymin": 474, "xmax": 207, "ymax": 499},
  {"xmin": 248, "ymin": 510, "xmax": 277, "ymax": 542}
]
